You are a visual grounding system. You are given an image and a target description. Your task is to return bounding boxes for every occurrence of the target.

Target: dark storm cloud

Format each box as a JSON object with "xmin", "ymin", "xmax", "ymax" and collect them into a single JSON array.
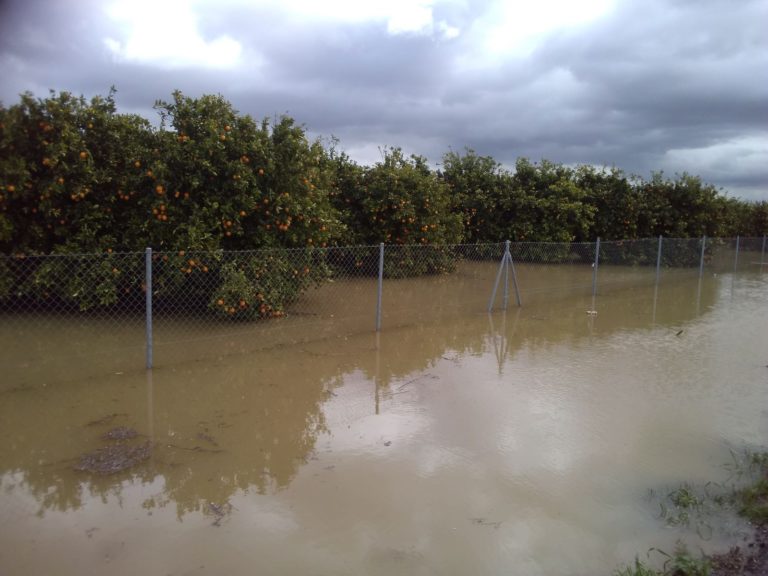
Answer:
[{"xmin": 1, "ymin": 0, "xmax": 766, "ymax": 199}]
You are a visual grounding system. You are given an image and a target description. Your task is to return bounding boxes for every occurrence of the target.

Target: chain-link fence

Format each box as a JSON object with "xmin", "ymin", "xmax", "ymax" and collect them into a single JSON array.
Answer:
[{"xmin": 1, "ymin": 236, "xmax": 765, "ymax": 382}]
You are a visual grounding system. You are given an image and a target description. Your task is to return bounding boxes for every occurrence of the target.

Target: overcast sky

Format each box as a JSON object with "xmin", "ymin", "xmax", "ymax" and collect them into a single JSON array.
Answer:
[{"xmin": 1, "ymin": 0, "xmax": 766, "ymax": 200}]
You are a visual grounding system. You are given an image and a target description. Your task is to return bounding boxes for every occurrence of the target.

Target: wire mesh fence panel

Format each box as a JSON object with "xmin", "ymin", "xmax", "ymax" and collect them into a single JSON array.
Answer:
[
  {"xmin": 659, "ymin": 237, "xmax": 706, "ymax": 274},
  {"xmin": 148, "ymin": 246, "xmax": 384, "ymax": 366},
  {"xmin": 380, "ymin": 244, "xmax": 505, "ymax": 328},
  {"xmin": 596, "ymin": 238, "xmax": 660, "ymax": 292},
  {"xmin": 738, "ymin": 236, "xmax": 768, "ymax": 271},
  {"xmin": 0, "ymin": 252, "xmax": 147, "ymax": 388},
  {"xmin": 2, "ymin": 237, "xmax": 765, "ymax": 381},
  {"xmin": 704, "ymin": 236, "xmax": 766, "ymax": 274},
  {"xmin": 706, "ymin": 237, "xmax": 736, "ymax": 273},
  {"xmin": 505, "ymin": 241, "xmax": 596, "ymax": 306}
]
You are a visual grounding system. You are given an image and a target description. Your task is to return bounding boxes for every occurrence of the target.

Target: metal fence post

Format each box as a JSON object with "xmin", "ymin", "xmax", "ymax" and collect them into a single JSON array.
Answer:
[
  {"xmin": 733, "ymin": 235, "xmax": 740, "ymax": 272},
  {"xmin": 509, "ymin": 246, "xmax": 522, "ymax": 307},
  {"xmin": 488, "ymin": 243, "xmax": 507, "ymax": 312},
  {"xmin": 376, "ymin": 243, "xmax": 384, "ymax": 331},
  {"xmin": 762, "ymin": 235, "xmax": 767, "ymax": 270},
  {"xmin": 655, "ymin": 235, "xmax": 663, "ymax": 285},
  {"xmin": 591, "ymin": 237, "xmax": 600, "ymax": 299},
  {"xmin": 503, "ymin": 240, "xmax": 510, "ymax": 310},
  {"xmin": 698, "ymin": 235, "xmax": 707, "ymax": 279},
  {"xmin": 145, "ymin": 247, "xmax": 153, "ymax": 370}
]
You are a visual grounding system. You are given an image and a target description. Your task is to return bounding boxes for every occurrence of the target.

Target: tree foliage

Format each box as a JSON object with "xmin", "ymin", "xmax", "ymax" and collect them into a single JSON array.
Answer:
[{"xmin": 0, "ymin": 89, "xmax": 766, "ymax": 315}]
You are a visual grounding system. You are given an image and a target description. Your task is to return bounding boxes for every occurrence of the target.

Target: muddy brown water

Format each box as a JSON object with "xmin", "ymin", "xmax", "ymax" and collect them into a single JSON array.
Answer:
[{"xmin": 1, "ymin": 263, "xmax": 767, "ymax": 575}]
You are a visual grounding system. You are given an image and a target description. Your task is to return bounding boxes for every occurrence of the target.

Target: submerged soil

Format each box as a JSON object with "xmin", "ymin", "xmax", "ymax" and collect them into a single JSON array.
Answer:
[
  {"xmin": 74, "ymin": 425, "xmax": 150, "ymax": 475},
  {"xmin": 711, "ymin": 524, "xmax": 768, "ymax": 576}
]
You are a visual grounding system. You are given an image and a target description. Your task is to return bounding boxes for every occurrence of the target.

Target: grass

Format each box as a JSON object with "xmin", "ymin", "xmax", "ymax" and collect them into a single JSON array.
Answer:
[
  {"xmin": 614, "ymin": 450, "xmax": 768, "ymax": 576},
  {"xmin": 737, "ymin": 476, "xmax": 768, "ymax": 524},
  {"xmin": 614, "ymin": 545, "xmax": 711, "ymax": 576}
]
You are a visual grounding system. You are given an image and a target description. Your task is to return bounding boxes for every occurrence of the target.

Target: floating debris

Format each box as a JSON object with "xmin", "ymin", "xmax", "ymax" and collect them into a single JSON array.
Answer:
[
  {"xmin": 195, "ymin": 432, "xmax": 218, "ymax": 446},
  {"xmin": 207, "ymin": 501, "xmax": 233, "ymax": 527},
  {"xmin": 101, "ymin": 426, "xmax": 139, "ymax": 441},
  {"xmin": 86, "ymin": 413, "xmax": 127, "ymax": 427},
  {"xmin": 74, "ymin": 441, "xmax": 151, "ymax": 475},
  {"xmin": 471, "ymin": 517, "xmax": 503, "ymax": 529}
]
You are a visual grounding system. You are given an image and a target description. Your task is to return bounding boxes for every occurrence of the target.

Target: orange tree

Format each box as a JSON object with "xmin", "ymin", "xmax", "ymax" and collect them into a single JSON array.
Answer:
[
  {"xmin": 0, "ymin": 89, "xmax": 152, "ymax": 255},
  {"xmin": 0, "ymin": 90, "xmax": 153, "ymax": 308},
  {"xmin": 442, "ymin": 153, "xmax": 595, "ymax": 249},
  {"xmin": 131, "ymin": 91, "xmax": 345, "ymax": 319},
  {"xmin": 330, "ymin": 147, "xmax": 463, "ymax": 276},
  {"xmin": 0, "ymin": 90, "xmax": 345, "ymax": 318},
  {"xmin": 441, "ymin": 149, "xmax": 513, "ymax": 245}
]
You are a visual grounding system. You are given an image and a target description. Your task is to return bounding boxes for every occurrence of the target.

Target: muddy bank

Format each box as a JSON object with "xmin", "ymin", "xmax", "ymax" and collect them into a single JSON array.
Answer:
[{"xmin": 711, "ymin": 523, "xmax": 768, "ymax": 575}]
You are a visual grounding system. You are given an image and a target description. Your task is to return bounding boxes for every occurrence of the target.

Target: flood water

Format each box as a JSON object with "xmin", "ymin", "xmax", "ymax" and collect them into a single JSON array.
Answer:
[{"xmin": 1, "ymin": 263, "xmax": 767, "ymax": 576}]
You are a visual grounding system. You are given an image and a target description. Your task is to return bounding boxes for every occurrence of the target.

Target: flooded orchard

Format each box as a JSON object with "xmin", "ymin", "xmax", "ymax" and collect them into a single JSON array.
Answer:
[{"xmin": 1, "ymin": 263, "xmax": 767, "ymax": 576}]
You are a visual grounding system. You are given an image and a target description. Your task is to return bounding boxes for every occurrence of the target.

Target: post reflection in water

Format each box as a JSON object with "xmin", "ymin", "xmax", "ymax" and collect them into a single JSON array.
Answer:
[
  {"xmin": 146, "ymin": 367, "xmax": 154, "ymax": 444},
  {"xmin": 0, "ymin": 269, "xmax": 766, "ymax": 576}
]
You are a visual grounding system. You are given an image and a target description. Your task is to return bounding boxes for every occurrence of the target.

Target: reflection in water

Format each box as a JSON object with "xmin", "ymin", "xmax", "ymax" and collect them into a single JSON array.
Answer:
[{"xmin": 0, "ymin": 269, "xmax": 766, "ymax": 576}]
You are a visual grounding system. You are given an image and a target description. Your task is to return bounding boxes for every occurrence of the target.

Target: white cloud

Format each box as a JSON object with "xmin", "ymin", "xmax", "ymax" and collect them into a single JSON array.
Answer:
[
  {"xmin": 661, "ymin": 136, "xmax": 768, "ymax": 200},
  {"xmin": 662, "ymin": 136, "xmax": 768, "ymax": 179},
  {"xmin": 438, "ymin": 20, "xmax": 461, "ymax": 40},
  {"xmin": 473, "ymin": 0, "xmax": 616, "ymax": 58},
  {"xmin": 104, "ymin": 0, "xmax": 243, "ymax": 69},
  {"xmin": 384, "ymin": 1, "xmax": 434, "ymax": 34},
  {"xmin": 223, "ymin": 0, "xmax": 460, "ymax": 37}
]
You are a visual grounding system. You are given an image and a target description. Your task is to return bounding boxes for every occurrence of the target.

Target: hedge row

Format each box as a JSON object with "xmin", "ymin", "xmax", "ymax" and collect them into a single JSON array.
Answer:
[{"xmin": 1, "ymin": 89, "xmax": 765, "ymax": 315}]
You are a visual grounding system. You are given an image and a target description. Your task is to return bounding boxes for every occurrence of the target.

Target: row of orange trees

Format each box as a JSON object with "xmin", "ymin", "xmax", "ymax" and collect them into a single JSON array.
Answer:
[{"xmin": 1, "ymin": 89, "xmax": 766, "ymax": 316}]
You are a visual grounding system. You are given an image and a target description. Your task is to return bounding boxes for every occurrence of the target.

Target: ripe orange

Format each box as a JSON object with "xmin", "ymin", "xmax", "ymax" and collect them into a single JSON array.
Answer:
[{"xmin": 79, "ymin": 151, "xmax": 87, "ymax": 160}]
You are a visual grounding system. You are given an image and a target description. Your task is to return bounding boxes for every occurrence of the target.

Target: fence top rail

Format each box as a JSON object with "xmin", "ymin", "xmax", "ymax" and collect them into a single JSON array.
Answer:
[
  {"xmin": 2, "ymin": 236, "xmax": 765, "ymax": 260},
  {"xmin": 1, "ymin": 250, "xmax": 147, "ymax": 259}
]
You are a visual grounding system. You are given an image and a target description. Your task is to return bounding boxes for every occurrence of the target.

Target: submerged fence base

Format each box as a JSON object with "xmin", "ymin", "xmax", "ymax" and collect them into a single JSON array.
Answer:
[
  {"xmin": 488, "ymin": 240, "xmax": 522, "ymax": 312},
  {"xmin": 0, "ymin": 236, "xmax": 764, "ymax": 371}
]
